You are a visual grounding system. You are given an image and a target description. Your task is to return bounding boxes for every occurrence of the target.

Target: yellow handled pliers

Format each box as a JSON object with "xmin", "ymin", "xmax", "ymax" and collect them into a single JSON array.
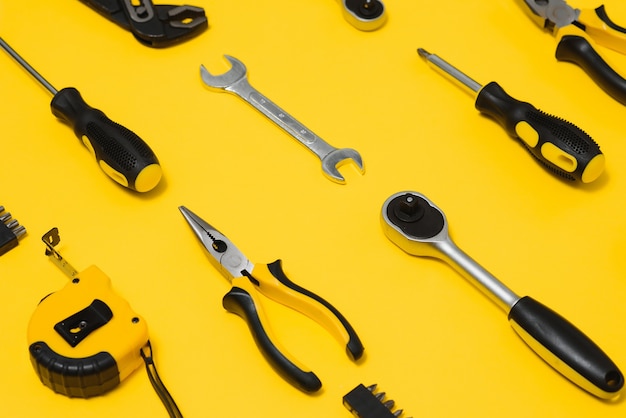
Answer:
[
  {"xmin": 516, "ymin": 0, "xmax": 626, "ymax": 104},
  {"xmin": 179, "ymin": 206, "xmax": 364, "ymax": 392}
]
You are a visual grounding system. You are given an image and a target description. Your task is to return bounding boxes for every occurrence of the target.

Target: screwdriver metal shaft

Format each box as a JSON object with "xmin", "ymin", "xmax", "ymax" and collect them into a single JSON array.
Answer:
[
  {"xmin": 418, "ymin": 48, "xmax": 481, "ymax": 92},
  {"xmin": 0, "ymin": 37, "xmax": 162, "ymax": 192},
  {"xmin": 0, "ymin": 38, "xmax": 57, "ymax": 94},
  {"xmin": 417, "ymin": 48, "xmax": 605, "ymax": 184}
]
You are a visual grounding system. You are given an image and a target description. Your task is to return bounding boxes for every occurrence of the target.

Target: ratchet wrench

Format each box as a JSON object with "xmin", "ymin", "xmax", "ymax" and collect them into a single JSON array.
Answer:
[
  {"xmin": 200, "ymin": 55, "xmax": 364, "ymax": 184},
  {"xmin": 381, "ymin": 191, "xmax": 623, "ymax": 399}
]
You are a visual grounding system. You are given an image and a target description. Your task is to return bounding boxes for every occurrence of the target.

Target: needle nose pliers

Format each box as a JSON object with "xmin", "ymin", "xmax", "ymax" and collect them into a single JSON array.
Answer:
[{"xmin": 179, "ymin": 206, "xmax": 364, "ymax": 393}]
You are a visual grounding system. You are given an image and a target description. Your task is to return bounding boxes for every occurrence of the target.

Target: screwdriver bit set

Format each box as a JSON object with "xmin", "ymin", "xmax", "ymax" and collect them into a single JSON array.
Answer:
[
  {"xmin": 0, "ymin": 205, "xmax": 26, "ymax": 256},
  {"xmin": 343, "ymin": 384, "xmax": 411, "ymax": 418}
]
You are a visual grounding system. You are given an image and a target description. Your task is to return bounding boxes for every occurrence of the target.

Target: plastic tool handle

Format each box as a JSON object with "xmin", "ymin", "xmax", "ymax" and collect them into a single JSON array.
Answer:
[
  {"xmin": 555, "ymin": 34, "xmax": 626, "ymax": 105},
  {"xmin": 509, "ymin": 296, "xmax": 624, "ymax": 399},
  {"xmin": 51, "ymin": 87, "xmax": 162, "ymax": 192},
  {"xmin": 255, "ymin": 260, "xmax": 364, "ymax": 361},
  {"xmin": 474, "ymin": 82, "xmax": 604, "ymax": 183},
  {"xmin": 223, "ymin": 276, "xmax": 323, "ymax": 392}
]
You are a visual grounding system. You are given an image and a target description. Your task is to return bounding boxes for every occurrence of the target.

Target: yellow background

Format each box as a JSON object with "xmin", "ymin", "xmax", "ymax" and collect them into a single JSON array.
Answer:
[{"xmin": 2, "ymin": 0, "xmax": 626, "ymax": 416}]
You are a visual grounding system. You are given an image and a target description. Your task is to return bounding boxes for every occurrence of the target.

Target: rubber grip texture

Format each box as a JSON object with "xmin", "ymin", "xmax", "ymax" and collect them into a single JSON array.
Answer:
[
  {"xmin": 222, "ymin": 280, "xmax": 322, "ymax": 393},
  {"xmin": 50, "ymin": 87, "xmax": 161, "ymax": 191},
  {"xmin": 475, "ymin": 82, "xmax": 603, "ymax": 182},
  {"xmin": 509, "ymin": 296, "xmax": 623, "ymax": 398}
]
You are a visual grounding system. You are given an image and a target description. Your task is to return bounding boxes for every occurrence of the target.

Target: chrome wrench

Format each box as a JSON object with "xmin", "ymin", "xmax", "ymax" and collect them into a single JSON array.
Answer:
[{"xmin": 200, "ymin": 55, "xmax": 364, "ymax": 184}]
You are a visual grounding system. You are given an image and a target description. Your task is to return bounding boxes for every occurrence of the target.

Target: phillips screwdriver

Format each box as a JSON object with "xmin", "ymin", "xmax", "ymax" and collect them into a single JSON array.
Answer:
[
  {"xmin": 0, "ymin": 37, "xmax": 162, "ymax": 192},
  {"xmin": 417, "ymin": 48, "xmax": 604, "ymax": 184}
]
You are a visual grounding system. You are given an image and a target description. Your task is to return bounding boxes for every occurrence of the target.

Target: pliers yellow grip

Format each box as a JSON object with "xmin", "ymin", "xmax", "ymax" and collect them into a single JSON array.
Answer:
[
  {"xmin": 517, "ymin": 0, "xmax": 626, "ymax": 104},
  {"xmin": 179, "ymin": 206, "xmax": 364, "ymax": 392}
]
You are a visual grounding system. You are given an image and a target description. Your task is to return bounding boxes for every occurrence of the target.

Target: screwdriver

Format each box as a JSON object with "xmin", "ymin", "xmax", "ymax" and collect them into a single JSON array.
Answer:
[
  {"xmin": 0, "ymin": 37, "xmax": 162, "ymax": 192},
  {"xmin": 417, "ymin": 48, "xmax": 605, "ymax": 184}
]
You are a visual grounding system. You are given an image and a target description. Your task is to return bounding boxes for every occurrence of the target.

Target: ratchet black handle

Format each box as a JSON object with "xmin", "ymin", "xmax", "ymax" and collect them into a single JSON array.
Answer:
[
  {"xmin": 556, "ymin": 34, "xmax": 626, "ymax": 105},
  {"xmin": 509, "ymin": 296, "xmax": 623, "ymax": 399},
  {"xmin": 51, "ymin": 87, "xmax": 162, "ymax": 192},
  {"xmin": 475, "ymin": 82, "xmax": 604, "ymax": 183},
  {"xmin": 222, "ymin": 280, "xmax": 323, "ymax": 393}
]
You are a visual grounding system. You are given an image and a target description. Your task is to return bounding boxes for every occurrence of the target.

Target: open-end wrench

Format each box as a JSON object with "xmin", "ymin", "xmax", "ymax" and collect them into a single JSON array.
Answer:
[{"xmin": 200, "ymin": 55, "xmax": 364, "ymax": 184}]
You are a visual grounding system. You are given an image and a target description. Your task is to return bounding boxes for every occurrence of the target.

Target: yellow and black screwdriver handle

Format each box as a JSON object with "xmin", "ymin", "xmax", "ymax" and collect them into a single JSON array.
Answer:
[{"xmin": 28, "ymin": 228, "xmax": 149, "ymax": 398}]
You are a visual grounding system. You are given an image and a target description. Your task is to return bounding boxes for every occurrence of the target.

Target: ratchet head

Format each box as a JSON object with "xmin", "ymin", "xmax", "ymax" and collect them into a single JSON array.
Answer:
[
  {"xmin": 321, "ymin": 148, "xmax": 364, "ymax": 184},
  {"xmin": 381, "ymin": 191, "xmax": 449, "ymax": 258},
  {"xmin": 339, "ymin": 0, "xmax": 387, "ymax": 31},
  {"xmin": 200, "ymin": 55, "xmax": 247, "ymax": 91}
]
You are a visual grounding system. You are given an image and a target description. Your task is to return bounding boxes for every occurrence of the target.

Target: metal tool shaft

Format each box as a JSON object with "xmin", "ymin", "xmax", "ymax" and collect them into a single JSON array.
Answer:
[
  {"xmin": 0, "ymin": 37, "xmax": 58, "ymax": 95},
  {"xmin": 432, "ymin": 239, "xmax": 521, "ymax": 312},
  {"xmin": 417, "ymin": 48, "xmax": 481, "ymax": 93}
]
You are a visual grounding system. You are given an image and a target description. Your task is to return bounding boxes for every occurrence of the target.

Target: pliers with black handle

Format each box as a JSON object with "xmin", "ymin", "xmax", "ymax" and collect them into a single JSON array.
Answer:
[
  {"xmin": 516, "ymin": 0, "xmax": 626, "ymax": 104},
  {"xmin": 179, "ymin": 206, "xmax": 364, "ymax": 393}
]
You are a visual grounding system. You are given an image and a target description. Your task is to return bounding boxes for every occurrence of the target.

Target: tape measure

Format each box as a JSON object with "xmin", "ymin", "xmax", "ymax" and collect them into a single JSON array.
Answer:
[
  {"xmin": 29, "ymin": 228, "xmax": 183, "ymax": 416},
  {"xmin": 27, "ymin": 228, "xmax": 148, "ymax": 397},
  {"xmin": 28, "ymin": 265, "xmax": 149, "ymax": 397}
]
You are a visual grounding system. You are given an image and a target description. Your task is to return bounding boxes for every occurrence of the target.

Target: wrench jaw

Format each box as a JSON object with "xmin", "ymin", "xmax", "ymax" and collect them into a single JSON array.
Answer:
[
  {"xmin": 321, "ymin": 148, "xmax": 365, "ymax": 184},
  {"xmin": 200, "ymin": 55, "xmax": 247, "ymax": 91}
]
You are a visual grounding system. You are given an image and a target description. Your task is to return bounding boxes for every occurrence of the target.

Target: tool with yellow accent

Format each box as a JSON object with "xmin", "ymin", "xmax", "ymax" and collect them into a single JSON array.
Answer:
[
  {"xmin": 29, "ymin": 228, "xmax": 182, "ymax": 417},
  {"xmin": 515, "ymin": 0, "xmax": 626, "ymax": 105},
  {"xmin": 381, "ymin": 191, "xmax": 624, "ymax": 399},
  {"xmin": 417, "ymin": 48, "xmax": 604, "ymax": 183},
  {"xmin": 0, "ymin": 37, "xmax": 162, "ymax": 192},
  {"xmin": 179, "ymin": 206, "xmax": 364, "ymax": 392}
]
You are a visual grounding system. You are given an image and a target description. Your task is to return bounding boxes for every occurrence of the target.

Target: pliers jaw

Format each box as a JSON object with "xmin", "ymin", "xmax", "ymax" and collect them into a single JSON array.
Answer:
[
  {"xmin": 516, "ymin": 0, "xmax": 579, "ymax": 32},
  {"xmin": 80, "ymin": 0, "xmax": 208, "ymax": 47},
  {"xmin": 178, "ymin": 206, "xmax": 254, "ymax": 281}
]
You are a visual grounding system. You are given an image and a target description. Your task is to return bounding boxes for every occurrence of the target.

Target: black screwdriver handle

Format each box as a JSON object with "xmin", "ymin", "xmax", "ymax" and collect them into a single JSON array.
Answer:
[
  {"xmin": 555, "ymin": 34, "xmax": 626, "ymax": 106},
  {"xmin": 475, "ymin": 82, "xmax": 604, "ymax": 183},
  {"xmin": 51, "ymin": 87, "xmax": 162, "ymax": 192},
  {"xmin": 509, "ymin": 296, "xmax": 624, "ymax": 399}
]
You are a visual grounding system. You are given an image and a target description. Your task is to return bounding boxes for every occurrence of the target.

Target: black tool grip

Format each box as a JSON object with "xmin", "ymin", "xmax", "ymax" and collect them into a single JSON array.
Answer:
[
  {"xmin": 265, "ymin": 260, "xmax": 365, "ymax": 361},
  {"xmin": 222, "ymin": 283, "xmax": 322, "ymax": 393},
  {"xmin": 475, "ymin": 82, "xmax": 604, "ymax": 183},
  {"xmin": 556, "ymin": 34, "xmax": 626, "ymax": 105},
  {"xmin": 509, "ymin": 296, "xmax": 623, "ymax": 398},
  {"xmin": 51, "ymin": 87, "xmax": 162, "ymax": 192}
]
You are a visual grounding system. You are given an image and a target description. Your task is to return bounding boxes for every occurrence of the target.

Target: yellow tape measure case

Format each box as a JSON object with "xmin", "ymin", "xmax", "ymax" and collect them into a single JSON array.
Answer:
[{"xmin": 27, "ymin": 265, "xmax": 149, "ymax": 398}]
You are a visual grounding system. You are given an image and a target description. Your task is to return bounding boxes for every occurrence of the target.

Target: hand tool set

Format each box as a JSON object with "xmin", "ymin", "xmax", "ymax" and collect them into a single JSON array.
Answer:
[
  {"xmin": 4, "ymin": 1, "xmax": 626, "ymax": 417},
  {"xmin": 30, "ymin": 228, "xmax": 182, "ymax": 416}
]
